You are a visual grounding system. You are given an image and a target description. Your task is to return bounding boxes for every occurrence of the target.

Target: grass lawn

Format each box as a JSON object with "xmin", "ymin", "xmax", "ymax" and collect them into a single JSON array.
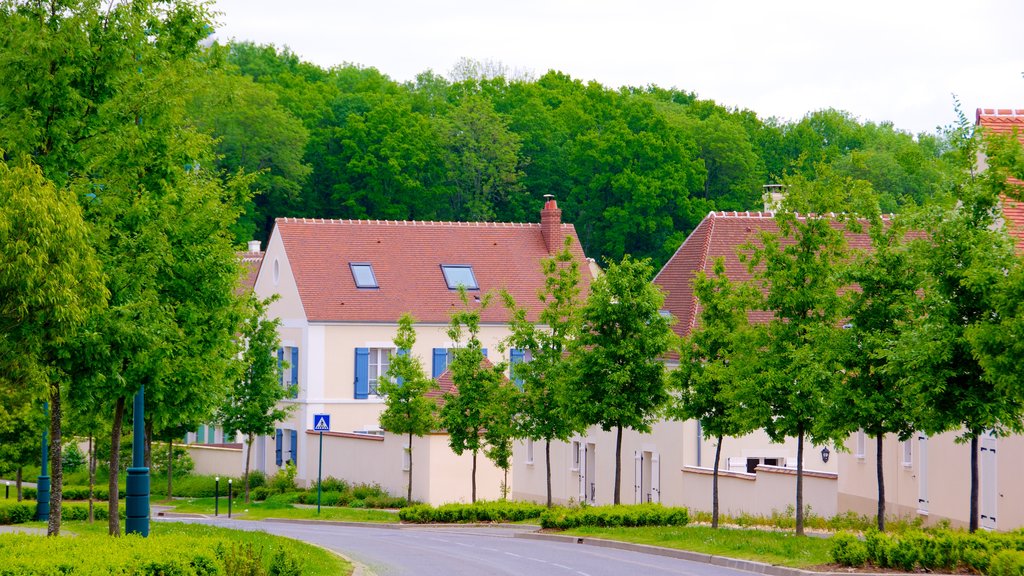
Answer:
[
  {"xmin": 167, "ymin": 497, "xmax": 400, "ymax": 523},
  {"xmin": 561, "ymin": 525, "xmax": 834, "ymax": 569},
  {"xmin": 5, "ymin": 519, "xmax": 351, "ymax": 576}
]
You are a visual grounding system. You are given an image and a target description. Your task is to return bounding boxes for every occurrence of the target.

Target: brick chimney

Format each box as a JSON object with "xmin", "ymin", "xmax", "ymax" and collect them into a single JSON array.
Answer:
[{"xmin": 540, "ymin": 195, "xmax": 562, "ymax": 254}]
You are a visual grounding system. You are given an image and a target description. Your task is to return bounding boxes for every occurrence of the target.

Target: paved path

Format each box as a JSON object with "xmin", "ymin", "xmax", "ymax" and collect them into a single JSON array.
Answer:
[{"xmin": 157, "ymin": 517, "xmax": 759, "ymax": 576}]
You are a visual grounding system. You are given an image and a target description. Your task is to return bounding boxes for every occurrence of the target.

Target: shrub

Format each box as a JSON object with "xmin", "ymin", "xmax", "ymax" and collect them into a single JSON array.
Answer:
[
  {"xmin": 830, "ymin": 532, "xmax": 868, "ymax": 566},
  {"xmin": 250, "ymin": 487, "xmax": 270, "ymax": 502},
  {"xmin": 399, "ymin": 501, "xmax": 546, "ymax": 524},
  {"xmin": 269, "ymin": 463, "xmax": 296, "ymax": 494},
  {"xmin": 351, "ymin": 482, "xmax": 386, "ymax": 500},
  {"xmin": 61, "ymin": 443, "xmax": 86, "ymax": 474},
  {"xmin": 268, "ymin": 548, "xmax": 301, "ymax": 576},
  {"xmin": 540, "ymin": 503, "xmax": 688, "ymax": 530},
  {"xmin": 247, "ymin": 470, "xmax": 267, "ymax": 490},
  {"xmin": 23, "ymin": 487, "xmax": 36, "ymax": 500},
  {"xmin": 0, "ymin": 502, "xmax": 34, "ymax": 525},
  {"xmin": 990, "ymin": 550, "xmax": 1024, "ymax": 576},
  {"xmin": 151, "ymin": 443, "xmax": 195, "ymax": 477},
  {"xmin": 315, "ymin": 476, "xmax": 348, "ymax": 493},
  {"xmin": 223, "ymin": 543, "xmax": 266, "ymax": 576},
  {"xmin": 835, "ymin": 528, "xmax": 1024, "ymax": 573}
]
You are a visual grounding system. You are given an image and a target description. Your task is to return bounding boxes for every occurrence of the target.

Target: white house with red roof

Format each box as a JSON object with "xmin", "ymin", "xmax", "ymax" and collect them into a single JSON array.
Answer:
[
  {"xmin": 836, "ymin": 109, "xmax": 1024, "ymax": 530},
  {"xmin": 250, "ymin": 200, "xmax": 594, "ymax": 504}
]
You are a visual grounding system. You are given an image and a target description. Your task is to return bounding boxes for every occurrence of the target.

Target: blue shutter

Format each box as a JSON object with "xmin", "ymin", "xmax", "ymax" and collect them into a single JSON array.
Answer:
[
  {"xmin": 510, "ymin": 349, "xmax": 526, "ymax": 389},
  {"xmin": 275, "ymin": 429, "xmax": 283, "ymax": 466},
  {"xmin": 197, "ymin": 425, "xmax": 205, "ymax": 444},
  {"xmin": 396, "ymin": 349, "xmax": 409, "ymax": 386},
  {"xmin": 432, "ymin": 348, "xmax": 447, "ymax": 379},
  {"xmin": 354, "ymin": 348, "xmax": 370, "ymax": 399},
  {"xmin": 277, "ymin": 347, "xmax": 285, "ymax": 388},
  {"xmin": 290, "ymin": 347, "xmax": 299, "ymax": 398},
  {"xmin": 289, "ymin": 430, "xmax": 298, "ymax": 466},
  {"xmin": 482, "ymin": 348, "xmax": 488, "ymax": 358}
]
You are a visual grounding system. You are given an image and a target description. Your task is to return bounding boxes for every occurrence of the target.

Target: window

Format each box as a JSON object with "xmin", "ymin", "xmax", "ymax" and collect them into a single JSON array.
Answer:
[
  {"xmin": 571, "ymin": 440, "xmax": 581, "ymax": 471},
  {"xmin": 349, "ymin": 263, "xmax": 378, "ymax": 289},
  {"xmin": 745, "ymin": 457, "xmax": 782, "ymax": 474},
  {"xmin": 278, "ymin": 346, "xmax": 299, "ymax": 398},
  {"xmin": 855, "ymin": 429, "xmax": 866, "ymax": 459},
  {"xmin": 402, "ymin": 439, "xmax": 411, "ymax": 471},
  {"xmin": 441, "ymin": 265, "xmax": 478, "ymax": 290},
  {"xmin": 902, "ymin": 440, "xmax": 913, "ymax": 467},
  {"xmin": 526, "ymin": 439, "xmax": 534, "ymax": 465},
  {"xmin": 368, "ymin": 348, "xmax": 393, "ymax": 396},
  {"xmin": 273, "ymin": 259, "xmax": 280, "ymax": 285},
  {"xmin": 432, "ymin": 347, "xmax": 488, "ymax": 378}
]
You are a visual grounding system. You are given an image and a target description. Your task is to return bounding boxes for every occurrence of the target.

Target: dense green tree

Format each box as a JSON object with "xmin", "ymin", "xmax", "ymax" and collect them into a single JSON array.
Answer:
[
  {"xmin": 502, "ymin": 238, "xmax": 585, "ymax": 507},
  {"xmin": 439, "ymin": 290, "xmax": 508, "ymax": 502},
  {"xmin": 741, "ymin": 209, "xmax": 850, "ymax": 536},
  {"xmin": 0, "ymin": 155, "xmax": 106, "ymax": 535},
  {"xmin": 219, "ymin": 295, "xmax": 295, "ymax": 503},
  {"xmin": 378, "ymin": 314, "xmax": 438, "ymax": 503},
  {"xmin": 571, "ymin": 256, "xmax": 675, "ymax": 504},
  {"xmin": 668, "ymin": 258, "xmax": 760, "ymax": 528}
]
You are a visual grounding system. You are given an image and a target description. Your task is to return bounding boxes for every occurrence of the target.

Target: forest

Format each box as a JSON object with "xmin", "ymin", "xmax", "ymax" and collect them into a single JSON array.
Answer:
[{"xmin": 194, "ymin": 43, "xmax": 954, "ymax": 267}]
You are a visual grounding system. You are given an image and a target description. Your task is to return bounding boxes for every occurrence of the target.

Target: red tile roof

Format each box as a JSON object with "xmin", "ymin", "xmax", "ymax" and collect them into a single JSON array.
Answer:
[
  {"xmin": 274, "ymin": 212, "xmax": 591, "ymax": 323},
  {"xmin": 237, "ymin": 250, "xmax": 264, "ymax": 294},
  {"xmin": 976, "ymin": 108, "xmax": 1024, "ymax": 248},
  {"xmin": 427, "ymin": 357, "xmax": 508, "ymax": 411},
  {"xmin": 653, "ymin": 211, "xmax": 882, "ymax": 341}
]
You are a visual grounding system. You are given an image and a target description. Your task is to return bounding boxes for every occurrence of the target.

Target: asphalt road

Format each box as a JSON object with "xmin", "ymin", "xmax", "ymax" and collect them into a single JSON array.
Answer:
[{"xmin": 157, "ymin": 517, "xmax": 758, "ymax": 576}]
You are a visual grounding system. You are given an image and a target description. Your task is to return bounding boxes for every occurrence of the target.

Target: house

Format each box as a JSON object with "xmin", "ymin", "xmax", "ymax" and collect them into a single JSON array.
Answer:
[
  {"xmin": 249, "ymin": 199, "xmax": 593, "ymax": 503},
  {"xmin": 512, "ymin": 209, "xmax": 864, "ymax": 516},
  {"xmin": 835, "ymin": 108, "xmax": 1024, "ymax": 530}
]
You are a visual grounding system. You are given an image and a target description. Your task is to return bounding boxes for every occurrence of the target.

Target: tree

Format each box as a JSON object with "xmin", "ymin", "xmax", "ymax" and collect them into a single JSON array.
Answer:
[
  {"xmin": 741, "ymin": 209, "xmax": 850, "ymax": 536},
  {"xmin": 571, "ymin": 256, "xmax": 675, "ymax": 504},
  {"xmin": 219, "ymin": 295, "xmax": 295, "ymax": 504},
  {"xmin": 0, "ymin": 155, "xmax": 106, "ymax": 535},
  {"xmin": 668, "ymin": 257, "xmax": 759, "ymax": 527},
  {"xmin": 378, "ymin": 314, "xmax": 437, "ymax": 503},
  {"xmin": 439, "ymin": 290, "xmax": 508, "ymax": 502},
  {"xmin": 502, "ymin": 237, "xmax": 585, "ymax": 507}
]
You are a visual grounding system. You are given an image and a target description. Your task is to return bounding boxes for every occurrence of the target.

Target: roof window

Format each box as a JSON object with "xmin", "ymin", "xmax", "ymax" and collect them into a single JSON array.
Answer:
[
  {"xmin": 350, "ymin": 263, "xmax": 378, "ymax": 289},
  {"xmin": 441, "ymin": 265, "xmax": 478, "ymax": 290}
]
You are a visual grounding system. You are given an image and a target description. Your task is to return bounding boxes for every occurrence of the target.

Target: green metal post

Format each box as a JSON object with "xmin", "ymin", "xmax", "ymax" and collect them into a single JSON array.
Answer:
[
  {"xmin": 317, "ymin": 431, "xmax": 323, "ymax": 514},
  {"xmin": 35, "ymin": 402, "xmax": 50, "ymax": 522},
  {"xmin": 126, "ymin": 386, "xmax": 150, "ymax": 536}
]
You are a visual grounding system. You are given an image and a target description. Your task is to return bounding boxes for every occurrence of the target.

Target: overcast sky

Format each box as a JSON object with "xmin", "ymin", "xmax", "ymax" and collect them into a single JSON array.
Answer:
[{"xmin": 211, "ymin": 0, "xmax": 1023, "ymax": 135}]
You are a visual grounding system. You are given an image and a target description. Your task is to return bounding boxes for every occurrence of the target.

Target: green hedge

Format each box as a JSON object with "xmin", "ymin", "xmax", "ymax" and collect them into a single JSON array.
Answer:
[
  {"xmin": 294, "ymin": 489, "xmax": 407, "ymax": 509},
  {"xmin": 0, "ymin": 502, "xmax": 34, "ymax": 525},
  {"xmin": 399, "ymin": 501, "xmax": 546, "ymax": 523},
  {"xmin": 0, "ymin": 531, "xmax": 301, "ymax": 576},
  {"xmin": 539, "ymin": 504, "xmax": 689, "ymax": 530},
  {"xmin": 23, "ymin": 486, "xmax": 122, "ymax": 501},
  {"xmin": 0, "ymin": 501, "xmax": 125, "ymax": 525},
  {"xmin": 831, "ymin": 529, "xmax": 1024, "ymax": 574}
]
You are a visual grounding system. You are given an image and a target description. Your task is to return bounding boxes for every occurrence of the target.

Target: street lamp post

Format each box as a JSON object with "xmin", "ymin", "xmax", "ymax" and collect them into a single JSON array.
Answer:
[
  {"xmin": 35, "ymin": 402, "xmax": 50, "ymax": 522},
  {"xmin": 126, "ymin": 386, "xmax": 150, "ymax": 536},
  {"xmin": 228, "ymin": 479, "xmax": 233, "ymax": 518},
  {"xmin": 214, "ymin": 477, "xmax": 220, "ymax": 516}
]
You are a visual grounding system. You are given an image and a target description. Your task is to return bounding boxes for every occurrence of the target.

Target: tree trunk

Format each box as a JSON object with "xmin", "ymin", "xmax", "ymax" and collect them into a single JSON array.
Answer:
[
  {"xmin": 471, "ymin": 449, "xmax": 477, "ymax": 503},
  {"xmin": 613, "ymin": 425, "xmax": 623, "ymax": 505},
  {"xmin": 545, "ymin": 440, "xmax": 552, "ymax": 508},
  {"xmin": 88, "ymin": 434, "xmax": 95, "ymax": 523},
  {"xmin": 244, "ymin": 434, "xmax": 254, "ymax": 504},
  {"xmin": 166, "ymin": 438, "xmax": 173, "ymax": 502},
  {"xmin": 406, "ymin": 431, "xmax": 413, "ymax": 503},
  {"xmin": 16, "ymin": 467, "xmax": 22, "ymax": 501},
  {"xmin": 795, "ymin": 427, "xmax": 805, "ymax": 536},
  {"xmin": 144, "ymin": 418, "xmax": 153, "ymax": 471},
  {"xmin": 969, "ymin": 435, "xmax": 979, "ymax": 533},
  {"xmin": 876, "ymin": 434, "xmax": 885, "ymax": 532},
  {"xmin": 712, "ymin": 434, "xmax": 723, "ymax": 529},
  {"xmin": 503, "ymin": 466, "xmax": 508, "ymax": 500},
  {"xmin": 47, "ymin": 383, "xmax": 63, "ymax": 537},
  {"xmin": 108, "ymin": 396, "xmax": 125, "ymax": 536}
]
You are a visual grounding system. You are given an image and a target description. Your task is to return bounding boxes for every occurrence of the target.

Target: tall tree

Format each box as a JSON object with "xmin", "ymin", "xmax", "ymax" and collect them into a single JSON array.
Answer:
[
  {"xmin": 502, "ymin": 238, "xmax": 585, "ymax": 507},
  {"xmin": 378, "ymin": 314, "xmax": 437, "ymax": 503},
  {"xmin": 668, "ymin": 257, "xmax": 759, "ymax": 528},
  {"xmin": 0, "ymin": 155, "xmax": 106, "ymax": 536},
  {"xmin": 741, "ymin": 209, "xmax": 850, "ymax": 536},
  {"xmin": 439, "ymin": 290, "xmax": 507, "ymax": 502},
  {"xmin": 571, "ymin": 256, "xmax": 675, "ymax": 504}
]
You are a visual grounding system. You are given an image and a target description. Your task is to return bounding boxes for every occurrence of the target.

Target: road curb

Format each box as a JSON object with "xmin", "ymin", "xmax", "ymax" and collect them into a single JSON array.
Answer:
[
  {"xmin": 260, "ymin": 518, "xmax": 538, "ymax": 531},
  {"xmin": 514, "ymin": 532, "xmax": 893, "ymax": 576}
]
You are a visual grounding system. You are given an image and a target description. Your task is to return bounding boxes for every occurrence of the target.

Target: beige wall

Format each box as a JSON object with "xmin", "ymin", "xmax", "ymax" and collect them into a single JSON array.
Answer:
[
  {"xmin": 679, "ymin": 466, "xmax": 837, "ymax": 518},
  {"xmin": 837, "ymin": 430, "xmax": 1024, "ymax": 530},
  {"xmin": 187, "ymin": 444, "xmax": 244, "ymax": 477},
  {"xmin": 310, "ymin": 431, "xmax": 504, "ymax": 505},
  {"xmin": 513, "ymin": 421, "xmax": 837, "ymax": 512}
]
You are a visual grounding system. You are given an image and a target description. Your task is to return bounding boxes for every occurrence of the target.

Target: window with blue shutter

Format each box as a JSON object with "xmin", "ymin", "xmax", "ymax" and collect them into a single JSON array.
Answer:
[
  {"xmin": 432, "ymin": 348, "xmax": 448, "ymax": 379},
  {"xmin": 290, "ymin": 347, "xmax": 299, "ymax": 398},
  {"xmin": 289, "ymin": 430, "xmax": 298, "ymax": 466},
  {"xmin": 275, "ymin": 429, "xmax": 283, "ymax": 466},
  {"xmin": 277, "ymin": 347, "xmax": 285, "ymax": 388},
  {"xmin": 482, "ymin": 348, "xmax": 488, "ymax": 358},
  {"xmin": 354, "ymin": 348, "xmax": 370, "ymax": 399},
  {"xmin": 510, "ymin": 349, "xmax": 526, "ymax": 389},
  {"xmin": 396, "ymin": 349, "xmax": 409, "ymax": 386}
]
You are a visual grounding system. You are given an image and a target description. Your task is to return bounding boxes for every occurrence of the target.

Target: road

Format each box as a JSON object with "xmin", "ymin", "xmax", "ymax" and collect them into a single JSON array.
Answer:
[{"xmin": 157, "ymin": 517, "xmax": 758, "ymax": 576}]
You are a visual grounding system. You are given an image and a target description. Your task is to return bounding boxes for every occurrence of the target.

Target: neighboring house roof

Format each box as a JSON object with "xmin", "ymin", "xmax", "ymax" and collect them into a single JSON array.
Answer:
[
  {"xmin": 272, "ymin": 200, "xmax": 592, "ymax": 323},
  {"xmin": 238, "ymin": 241, "xmax": 264, "ymax": 294},
  {"xmin": 653, "ymin": 211, "xmax": 880, "ymax": 341},
  {"xmin": 427, "ymin": 357, "xmax": 508, "ymax": 412},
  {"xmin": 976, "ymin": 108, "xmax": 1024, "ymax": 248}
]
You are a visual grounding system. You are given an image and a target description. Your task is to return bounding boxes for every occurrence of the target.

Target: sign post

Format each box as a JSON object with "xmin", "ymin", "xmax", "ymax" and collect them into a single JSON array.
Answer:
[{"xmin": 313, "ymin": 414, "xmax": 331, "ymax": 514}]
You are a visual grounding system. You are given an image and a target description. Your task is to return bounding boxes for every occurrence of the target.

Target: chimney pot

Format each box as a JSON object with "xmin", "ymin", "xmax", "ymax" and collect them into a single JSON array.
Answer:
[{"xmin": 247, "ymin": 240, "xmax": 261, "ymax": 253}]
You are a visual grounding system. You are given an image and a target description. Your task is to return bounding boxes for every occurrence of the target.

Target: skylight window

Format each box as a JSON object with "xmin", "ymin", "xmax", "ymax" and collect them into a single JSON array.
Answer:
[
  {"xmin": 350, "ymin": 263, "xmax": 378, "ymax": 289},
  {"xmin": 441, "ymin": 265, "xmax": 478, "ymax": 290}
]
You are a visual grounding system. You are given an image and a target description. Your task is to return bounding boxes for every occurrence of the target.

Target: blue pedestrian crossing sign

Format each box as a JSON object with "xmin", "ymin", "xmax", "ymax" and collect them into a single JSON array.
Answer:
[{"xmin": 313, "ymin": 414, "xmax": 331, "ymax": 432}]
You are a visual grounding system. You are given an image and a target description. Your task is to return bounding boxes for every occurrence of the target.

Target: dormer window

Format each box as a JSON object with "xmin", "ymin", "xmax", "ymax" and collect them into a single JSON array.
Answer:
[
  {"xmin": 350, "ymin": 263, "xmax": 378, "ymax": 289},
  {"xmin": 441, "ymin": 265, "xmax": 478, "ymax": 290}
]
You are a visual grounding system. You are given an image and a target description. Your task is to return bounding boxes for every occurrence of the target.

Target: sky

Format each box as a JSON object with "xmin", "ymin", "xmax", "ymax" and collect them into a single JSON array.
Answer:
[{"xmin": 210, "ymin": 0, "xmax": 1023, "ymax": 135}]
